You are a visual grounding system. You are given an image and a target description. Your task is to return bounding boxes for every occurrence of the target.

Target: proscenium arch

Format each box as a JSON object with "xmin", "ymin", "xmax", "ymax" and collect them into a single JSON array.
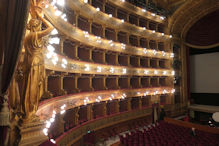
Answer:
[{"xmin": 169, "ymin": 0, "xmax": 219, "ymax": 42}]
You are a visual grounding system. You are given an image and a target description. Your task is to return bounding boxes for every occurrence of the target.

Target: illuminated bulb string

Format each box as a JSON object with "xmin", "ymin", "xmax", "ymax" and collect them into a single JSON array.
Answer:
[
  {"xmin": 42, "ymin": 88, "xmax": 175, "ymax": 141},
  {"xmin": 47, "ymin": 3, "xmax": 173, "ymax": 58},
  {"xmin": 50, "ymin": 0, "xmax": 171, "ymax": 38}
]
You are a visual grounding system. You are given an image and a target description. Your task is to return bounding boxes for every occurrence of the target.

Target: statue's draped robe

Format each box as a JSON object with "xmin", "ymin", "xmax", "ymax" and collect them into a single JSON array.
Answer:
[{"xmin": 21, "ymin": 32, "xmax": 45, "ymax": 119}]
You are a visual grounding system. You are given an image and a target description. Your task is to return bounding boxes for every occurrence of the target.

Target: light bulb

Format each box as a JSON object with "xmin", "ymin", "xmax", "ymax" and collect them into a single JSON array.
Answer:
[
  {"xmin": 160, "ymin": 16, "xmax": 165, "ymax": 20},
  {"xmin": 49, "ymin": 37, "xmax": 60, "ymax": 44},
  {"xmin": 151, "ymin": 13, "xmax": 155, "ymax": 16},
  {"xmin": 143, "ymin": 48, "xmax": 147, "ymax": 54},
  {"xmin": 153, "ymin": 50, "xmax": 157, "ymax": 55},
  {"xmin": 170, "ymin": 53, "xmax": 174, "ymax": 58},
  {"xmin": 50, "ymin": 117, "xmax": 55, "ymax": 123},
  {"xmin": 46, "ymin": 52, "xmax": 54, "ymax": 59},
  {"xmin": 60, "ymin": 110, "xmax": 66, "ymax": 114},
  {"xmin": 96, "ymin": 7, "xmax": 100, "ymax": 11},
  {"xmin": 121, "ymin": 43, "xmax": 126, "ymax": 49},
  {"xmin": 110, "ymin": 67, "xmax": 114, "ymax": 73},
  {"xmin": 62, "ymin": 58, "xmax": 67, "ymax": 64},
  {"xmin": 57, "ymin": 0, "xmax": 65, "ymax": 6},
  {"xmin": 47, "ymin": 45, "xmax": 55, "ymax": 52},
  {"xmin": 46, "ymin": 121, "xmax": 51, "ymax": 128},
  {"xmin": 142, "ymin": 9, "xmax": 146, "ymax": 12},
  {"xmin": 97, "ymin": 66, "xmax": 102, "ymax": 72},
  {"xmin": 122, "ymin": 68, "xmax": 127, "ymax": 74},
  {"xmin": 144, "ymin": 70, "xmax": 148, "ymax": 74},
  {"xmin": 51, "ymin": 29, "xmax": 58, "ymax": 35},
  {"xmin": 55, "ymin": 10, "xmax": 62, "ymax": 16},
  {"xmin": 85, "ymin": 64, "xmax": 90, "ymax": 71},
  {"xmin": 43, "ymin": 128, "xmax": 48, "ymax": 135},
  {"xmin": 50, "ymin": 139, "xmax": 56, "ymax": 144}
]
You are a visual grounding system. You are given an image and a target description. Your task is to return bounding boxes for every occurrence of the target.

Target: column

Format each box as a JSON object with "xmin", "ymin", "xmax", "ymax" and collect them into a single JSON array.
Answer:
[
  {"xmin": 146, "ymin": 21, "xmax": 149, "ymax": 30},
  {"xmin": 102, "ymin": 101, "xmax": 107, "ymax": 116},
  {"xmin": 89, "ymin": 48, "xmax": 93, "ymax": 62},
  {"xmin": 74, "ymin": 43, "xmax": 79, "ymax": 60},
  {"xmin": 137, "ymin": 16, "xmax": 140, "ymax": 26},
  {"xmin": 75, "ymin": 12, "xmax": 79, "ymax": 27},
  {"xmin": 87, "ymin": 104, "xmax": 93, "ymax": 120},
  {"xmin": 103, "ymin": 76, "xmax": 107, "ymax": 90},
  {"xmin": 42, "ymin": 71, "xmax": 54, "ymax": 99},
  {"xmin": 59, "ymin": 36, "xmax": 65, "ymax": 54},
  {"xmin": 102, "ymin": 1, "xmax": 106, "ymax": 12},
  {"xmin": 126, "ymin": 33, "xmax": 130, "ymax": 45},
  {"xmin": 103, "ymin": 51, "xmax": 106, "ymax": 64},
  {"xmin": 115, "ymin": 100, "xmax": 120, "ymax": 113},
  {"xmin": 115, "ymin": 53, "xmax": 119, "ymax": 65},
  {"xmin": 115, "ymin": 30, "xmax": 118, "ymax": 42},
  {"xmin": 91, "ymin": 75, "xmax": 95, "ymax": 91},
  {"xmin": 58, "ymin": 73, "xmax": 67, "ymax": 96},
  {"xmin": 73, "ymin": 107, "xmax": 80, "ymax": 126},
  {"xmin": 137, "ymin": 36, "xmax": 140, "ymax": 47},
  {"xmin": 102, "ymin": 25, "xmax": 106, "ymax": 38},
  {"xmin": 127, "ymin": 98, "xmax": 131, "ymax": 111},
  {"xmin": 116, "ymin": 77, "xmax": 120, "ymax": 89},
  {"xmin": 89, "ymin": 0, "xmax": 92, "ymax": 5},
  {"xmin": 115, "ymin": 7, "xmax": 118, "ymax": 17},
  {"xmin": 88, "ymin": 19, "xmax": 93, "ymax": 33},
  {"xmin": 139, "ymin": 97, "xmax": 142, "ymax": 109},
  {"xmin": 155, "ymin": 23, "xmax": 159, "ymax": 32},
  {"xmin": 138, "ymin": 77, "xmax": 142, "ymax": 88}
]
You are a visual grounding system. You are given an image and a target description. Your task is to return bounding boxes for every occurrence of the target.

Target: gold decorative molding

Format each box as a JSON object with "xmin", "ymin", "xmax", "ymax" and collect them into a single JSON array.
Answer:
[
  {"xmin": 44, "ymin": 53, "xmax": 174, "ymax": 76},
  {"xmin": 184, "ymin": 42, "xmax": 219, "ymax": 49},
  {"xmin": 108, "ymin": 0, "xmax": 165, "ymax": 23},
  {"xmin": 66, "ymin": 0, "xmax": 170, "ymax": 41},
  {"xmin": 19, "ymin": 121, "xmax": 48, "ymax": 146},
  {"xmin": 44, "ymin": 7, "xmax": 173, "ymax": 59},
  {"xmin": 36, "ymin": 87, "xmax": 173, "ymax": 120},
  {"xmin": 170, "ymin": 0, "xmax": 219, "ymax": 39}
]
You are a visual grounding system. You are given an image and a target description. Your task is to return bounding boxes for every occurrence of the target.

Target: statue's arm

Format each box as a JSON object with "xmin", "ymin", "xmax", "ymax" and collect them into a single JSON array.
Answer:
[{"xmin": 36, "ymin": 10, "xmax": 54, "ymax": 38}]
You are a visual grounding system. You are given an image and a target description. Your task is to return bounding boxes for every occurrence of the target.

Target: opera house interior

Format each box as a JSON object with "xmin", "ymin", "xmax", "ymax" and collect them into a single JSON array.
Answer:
[{"xmin": 0, "ymin": 0, "xmax": 219, "ymax": 145}]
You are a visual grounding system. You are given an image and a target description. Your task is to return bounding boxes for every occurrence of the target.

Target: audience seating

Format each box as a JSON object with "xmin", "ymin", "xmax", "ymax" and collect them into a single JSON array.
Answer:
[{"xmin": 120, "ymin": 121, "xmax": 219, "ymax": 146}]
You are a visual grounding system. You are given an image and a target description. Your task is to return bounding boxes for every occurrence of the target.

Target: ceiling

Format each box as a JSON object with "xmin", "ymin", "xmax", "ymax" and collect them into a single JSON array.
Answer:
[{"xmin": 186, "ymin": 10, "xmax": 219, "ymax": 47}]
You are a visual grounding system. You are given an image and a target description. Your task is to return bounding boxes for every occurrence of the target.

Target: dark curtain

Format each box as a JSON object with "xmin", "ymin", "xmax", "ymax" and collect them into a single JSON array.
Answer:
[
  {"xmin": 1, "ymin": 0, "xmax": 30, "ymax": 94},
  {"xmin": 0, "ymin": 0, "xmax": 30, "ymax": 145}
]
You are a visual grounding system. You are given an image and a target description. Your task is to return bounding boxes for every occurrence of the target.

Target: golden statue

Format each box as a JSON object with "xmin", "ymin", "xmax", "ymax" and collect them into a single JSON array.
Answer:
[{"xmin": 21, "ymin": 6, "xmax": 53, "ymax": 121}]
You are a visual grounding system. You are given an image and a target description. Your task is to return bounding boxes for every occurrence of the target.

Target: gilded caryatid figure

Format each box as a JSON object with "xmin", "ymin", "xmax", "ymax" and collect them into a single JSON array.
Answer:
[{"xmin": 21, "ymin": 6, "xmax": 53, "ymax": 121}]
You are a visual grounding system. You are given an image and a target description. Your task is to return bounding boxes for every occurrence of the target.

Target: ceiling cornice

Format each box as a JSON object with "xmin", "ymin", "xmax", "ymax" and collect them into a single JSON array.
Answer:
[{"xmin": 169, "ymin": 0, "xmax": 219, "ymax": 40}]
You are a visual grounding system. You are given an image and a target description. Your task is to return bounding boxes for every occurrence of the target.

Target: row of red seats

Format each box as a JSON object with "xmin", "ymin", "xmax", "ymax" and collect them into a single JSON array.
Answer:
[{"xmin": 120, "ymin": 121, "xmax": 219, "ymax": 146}]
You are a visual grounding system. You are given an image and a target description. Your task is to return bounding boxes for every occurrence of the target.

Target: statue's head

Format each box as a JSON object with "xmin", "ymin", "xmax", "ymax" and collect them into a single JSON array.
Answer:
[{"xmin": 27, "ymin": 19, "xmax": 42, "ymax": 32}]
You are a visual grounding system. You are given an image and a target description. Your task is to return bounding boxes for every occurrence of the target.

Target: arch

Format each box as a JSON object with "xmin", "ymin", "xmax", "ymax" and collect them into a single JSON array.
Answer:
[{"xmin": 169, "ymin": 0, "xmax": 219, "ymax": 41}]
